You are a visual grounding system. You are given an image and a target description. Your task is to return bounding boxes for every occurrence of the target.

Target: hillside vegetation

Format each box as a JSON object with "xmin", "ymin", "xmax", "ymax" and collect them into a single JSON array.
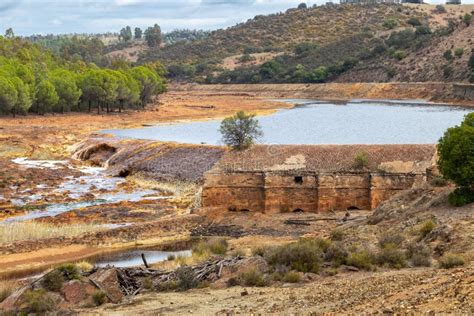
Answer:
[{"xmin": 139, "ymin": 3, "xmax": 473, "ymax": 84}]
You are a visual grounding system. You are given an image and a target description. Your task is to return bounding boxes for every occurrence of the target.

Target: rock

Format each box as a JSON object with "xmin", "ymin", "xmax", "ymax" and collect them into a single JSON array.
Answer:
[
  {"xmin": 241, "ymin": 290, "xmax": 249, "ymax": 296},
  {"xmin": 60, "ymin": 280, "xmax": 97, "ymax": 305},
  {"xmin": 0, "ymin": 285, "xmax": 30, "ymax": 311},
  {"xmin": 89, "ymin": 268, "xmax": 124, "ymax": 303}
]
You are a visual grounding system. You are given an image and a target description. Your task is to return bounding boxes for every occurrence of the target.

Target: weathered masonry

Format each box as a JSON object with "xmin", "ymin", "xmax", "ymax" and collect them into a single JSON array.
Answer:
[{"xmin": 202, "ymin": 145, "xmax": 436, "ymax": 213}]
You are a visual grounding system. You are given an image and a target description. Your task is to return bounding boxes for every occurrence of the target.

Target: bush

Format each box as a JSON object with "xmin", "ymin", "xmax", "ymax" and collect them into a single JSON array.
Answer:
[
  {"xmin": 263, "ymin": 239, "xmax": 323, "ymax": 273},
  {"xmin": 176, "ymin": 266, "xmax": 198, "ymax": 291},
  {"xmin": 41, "ymin": 270, "xmax": 64, "ymax": 292},
  {"xmin": 378, "ymin": 232, "xmax": 405, "ymax": 248},
  {"xmin": 346, "ymin": 249, "xmax": 376, "ymax": 271},
  {"xmin": 383, "ymin": 19, "xmax": 398, "ymax": 30},
  {"xmin": 142, "ymin": 277, "xmax": 153, "ymax": 290},
  {"xmin": 430, "ymin": 176, "xmax": 448, "ymax": 187},
  {"xmin": 407, "ymin": 17, "xmax": 422, "ymax": 27},
  {"xmin": 415, "ymin": 25, "xmax": 432, "ymax": 36},
  {"xmin": 438, "ymin": 253, "xmax": 465, "ymax": 269},
  {"xmin": 167, "ymin": 254, "xmax": 176, "ymax": 261},
  {"xmin": 393, "ymin": 50, "xmax": 407, "ymax": 60},
  {"xmin": 282, "ymin": 271, "xmax": 302, "ymax": 283},
  {"xmin": 406, "ymin": 242, "xmax": 432, "ymax": 267},
  {"xmin": 353, "ymin": 152, "xmax": 369, "ymax": 169},
  {"xmin": 76, "ymin": 261, "xmax": 93, "ymax": 273},
  {"xmin": 376, "ymin": 244, "xmax": 407, "ymax": 269},
  {"xmin": 324, "ymin": 242, "xmax": 348, "ymax": 267},
  {"xmin": 435, "ymin": 5, "xmax": 446, "ymax": 13},
  {"xmin": 463, "ymin": 13, "xmax": 472, "ymax": 26},
  {"xmin": 238, "ymin": 268, "xmax": 268, "ymax": 287},
  {"xmin": 443, "ymin": 50, "xmax": 453, "ymax": 61},
  {"xmin": 330, "ymin": 229, "xmax": 344, "ymax": 241},
  {"xmin": 192, "ymin": 238, "xmax": 228, "ymax": 255},
  {"xmin": 57, "ymin": 263, "xmax": 81, "ymax": 280},
  {"xmin": 419, "ymin": 219, "xmax": 436, "ymax": 238},
  {"xmin": 448, "ymin": 187, "xmax": 474, "ymax": 207},
  {"xmin": 454, "ymin": 48, "xmax": 464, "ymax": 57},
  {"xmin": 92, "ymin": 290, "xmax": 107, "ymax": 306},
  {"xmin": 23, "ymin": 289, "xmax": 55, "ymax": 313}
]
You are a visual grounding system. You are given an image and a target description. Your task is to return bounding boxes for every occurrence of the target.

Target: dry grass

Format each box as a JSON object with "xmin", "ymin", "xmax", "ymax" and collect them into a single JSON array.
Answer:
[
  {"xmin": 129, "ymin": 174, "xmax": 199, "ymax": 197},
  {"xmin": 0, "ymin": 280, "xmax": 18, "ymax": 303},
  {"xmin": 0, "ymin": 222, "xmax": 103, "ymax": 244}
]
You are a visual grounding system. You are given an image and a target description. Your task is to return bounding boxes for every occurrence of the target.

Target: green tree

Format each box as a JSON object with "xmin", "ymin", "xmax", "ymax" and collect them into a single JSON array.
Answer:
[
  {"xmin": 35, "ymin": 80, "xmax": 59, "ymax": 114},
  {"xmin": 9, "ymin": 76, "xmax": 32, "ymax": 116},
  {"xmin": 130, "ymin": 66, "xmax": 165, "ymax": 108},
  {"xmin": 50, "ymin": 69, "xmax": 82, "ymax": 113},
  {"xmin": 443, "ymin": 49, "xmax": 453, "ymax": 61},
  {"xmin": 310, "ymin": 66, "xmax": 328, "ymax": 83},
  {"xmin": 144, "ymin": 24, "xmax": 162, "ymax": 48},
  {"xmin": 220, "ymin": 111, "xmax": 263, "ymax": 150},
  {"xmin": 0, "ymin": 76, "xmax": 18, "ymax": 115},
  {"xmin": 438, "ymin": 113, "xmax": 474, "ymax": 206},
  {"xmin": 78, "ymin": 69, "xmax": 108, "ymax": 113},
  {"xmin": 119, "ymin": 26, "xmax": 133, "ymax": 42},
  {"xmin": 134, "ymin": 27, "xmax": 142, "ymax": 39},
  {"xmin": 4, "ymin": 28, "xmax": 14, "ymax": 39},
  {"xmin": 112, "ymin": 70, "xmax": 140, "ymax": 112}
]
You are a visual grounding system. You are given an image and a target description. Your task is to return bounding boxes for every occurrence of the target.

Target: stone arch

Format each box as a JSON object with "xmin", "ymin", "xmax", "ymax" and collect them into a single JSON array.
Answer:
[
  {"xmin": 293, "ymin": 208, "xmax": 304, "ymax": 213},
  {"xmin": 347, "ymin": 206, "xmax": 361, "ymax": 211}
]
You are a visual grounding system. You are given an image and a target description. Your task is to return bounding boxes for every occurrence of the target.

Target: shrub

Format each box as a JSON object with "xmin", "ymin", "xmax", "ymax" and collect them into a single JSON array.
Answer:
[
  {"xmin": 76, "ymin": 261, "xmax": 93, "ymax": 273},
  {"xmin": 92, "ymin": 290, "xmax": 107, "ymax": 306},
  {"xmin": 378, "ymin": 232, "xmax": 405, "ymax": 248},
  {"xmin": 463, "ymin": 13, "xmax": 472, "ymax": 26},
  {"xmin": 0, "ymin": 283, "xmax": 14, "ymax": 303},
  {"xmin": 156, "ymin": 280, "xmax": 178, "ymax": 291},
  {"xmin": 57, "ymin": 263, "xmax": 81, "ymax": 280},
  {"xmin": 346, "ymin": 249, "xmax": 376, "ymax": 271},
  {"xmin": 41, "ymin": 270, "xmax": 64, "ymax": 292},
  {"xmin": 238, "ymin": 268, "xmax": 267, "ymax": 287},
  {"xmin": 419, "ymin": 219, "xmax": 436, "ymax": 238},
  {"xmin": 430, "ymin": 176, "xmax": 448, "ymax": 187},
  {"xmin": 263, "ymin": 239, "xmax": 323, "ymax": 273},
  {"xmin": 438, "ymin": 253, "xmax": 465, "ymax": 269},
  {"xmin": 383, "ymin": 19, "xmax": 398, "ymax": 30},
  {"xmin": 354, "ymin": 152, "xmax": 369, "ymax": 169},
  {"xmin": 175, "ymin": 266, "xmax": 198, "ymax": 291},
  {"xmin": 282, "ymin": 271, "xmax": 301, "ymax": 283},
  {"xmin": 454, "ymin": 48, "xmax": 464, "ymax": 57},
  {"xmin": 324, "ymin": 242, "xmax": 348, "ymax": 267},
  {"xmin": 393, "ymin": 50, "xmax": 407, "ymax": 60},
  {"xmin": 415, "ymin": 25, "xmax": 432, "ymax": 36},
  {"xmin": 192, "ymin": 238, "xmax": 228, "ymax": 256},
  {"xmin": 448, "ymin": 187, "xmax": 474, "ymax": 207},
  {"xmin": 435, "ymin": 5, "xmax": 446, "ymax": 14},
  {"xmin": 407, "ymin": 17, "xmax": 422, "ymax": 27},
  {"xmin": 23, "ymin": 289, "xmax": 55, "ymax": 313},
  {"xmin": 406, "ymin": 242, "xmax": 432, "ymax": 267},
  {"xmin": 376, "ymin": 244, "xmax": 407, "ymax": 269},
  {"xmin": 330, "ymin": 229, "xmax": 344, "ymax": 241},
  {"xmin": 443, "ymin": 50, "xmax": 453, "ymax": 61},
  {"xmin": 167, "ymin": 254, "xmax": 176, "ymax": 261}
]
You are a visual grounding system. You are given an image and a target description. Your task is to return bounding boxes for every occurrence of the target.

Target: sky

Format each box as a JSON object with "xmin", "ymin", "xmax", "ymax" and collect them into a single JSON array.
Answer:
[{"xmin": 0, "ymin": 0, "xmax": 472, "ymax": 36}]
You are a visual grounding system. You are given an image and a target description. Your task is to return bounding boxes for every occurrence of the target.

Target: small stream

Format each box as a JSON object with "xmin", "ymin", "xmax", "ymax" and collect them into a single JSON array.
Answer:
[{"xmin": 2, "ymin": 158, "xmax": 169, "ymax": 223}]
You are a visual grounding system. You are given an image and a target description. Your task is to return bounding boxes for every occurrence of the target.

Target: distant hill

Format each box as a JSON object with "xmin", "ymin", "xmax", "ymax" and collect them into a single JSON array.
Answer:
[{"xmin": 138, "ymin": 3, "xmax": 474, "ymax": 84}]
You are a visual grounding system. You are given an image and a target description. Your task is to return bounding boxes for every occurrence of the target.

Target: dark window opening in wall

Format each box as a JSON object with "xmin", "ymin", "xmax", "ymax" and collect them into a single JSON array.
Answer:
[
  {"xmin": 293, "ymin": 208, "xmax": 304, "ymax": 213},
  {"xmin": 240, "ymin": 209, "xmax": 250, "ymax": 212},
  {"xmin": 347, "ymin": 206, "xmax": 360, "ymax": 211},
  {"xmin": 294, "ymin": 176, "xmax": 303, "ymax": 184}
]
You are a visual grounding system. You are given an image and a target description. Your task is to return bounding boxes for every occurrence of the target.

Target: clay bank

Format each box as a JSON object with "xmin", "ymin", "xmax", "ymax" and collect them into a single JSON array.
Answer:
[{"xmin": 202, "ymin": 145, "xmax": 436, "ymax": 213}]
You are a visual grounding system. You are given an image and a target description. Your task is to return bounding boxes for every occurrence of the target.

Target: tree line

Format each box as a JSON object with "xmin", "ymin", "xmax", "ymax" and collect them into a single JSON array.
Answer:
[{"xmin": 0, "ymin": 36, "xmax": 166, "ymax": 117}]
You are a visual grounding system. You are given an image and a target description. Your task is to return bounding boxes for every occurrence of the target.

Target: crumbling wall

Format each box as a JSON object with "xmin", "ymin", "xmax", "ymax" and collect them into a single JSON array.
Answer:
[{"xmin": 202, "ymin": 170, "xmax": 427, "ymax": 213}]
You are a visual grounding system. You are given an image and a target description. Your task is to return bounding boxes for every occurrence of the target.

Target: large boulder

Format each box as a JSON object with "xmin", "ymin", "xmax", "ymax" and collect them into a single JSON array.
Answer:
[{"xmin": 89, "ymin": 268, "xmax": 124, "ymax": 303}]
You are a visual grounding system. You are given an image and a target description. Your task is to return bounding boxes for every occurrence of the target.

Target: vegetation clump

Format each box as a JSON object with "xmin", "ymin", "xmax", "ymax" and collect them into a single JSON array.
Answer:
[
  {"xmin": 406, "ymin": 242, "xmax": 432, "ymax": 267},
  {"xmin": 92, "ymin": 290, "xmax": 107, "ymax": 306},
  {"xmin": 175, "ymin": 266, "xmax": 199, "ymax": 290},
  {"xmin": 263, "ymin": 239, "xmax": 323, "ymax": 273},
  {"xmin": 438, "ymin": 253, "xmax": 465, "ymax": 269},
  {"xmin": 41, "ymin": 270, "xmax": 65, "ymax": 292},
  {"xmin": 220, "ymin": 111, "xmax": 263, "ymax": 150},
  {"xmin": 438, "ymin": 113, "xmax": 474, "ymax": 206},
  {"xmin": 418, "ymin": 219, "xmax": 437, "ymax": 238},
  {"xmin": 346, "ymin": 248, "xmax": 376, "ymax": 271},
  {"xmin": 23, "ymin": 289, "xmax": 55, "ymax": 313},
  {"xmin": 238, "ymin": 268, "xmax": 268, "ymax": 287},
  {"xmin": 353, "ymin": 152, "xmax": 369, "ymax": 170},
  {"xmin": 192, "ymin": 238, "xmax": 229, "ymax": 256}
]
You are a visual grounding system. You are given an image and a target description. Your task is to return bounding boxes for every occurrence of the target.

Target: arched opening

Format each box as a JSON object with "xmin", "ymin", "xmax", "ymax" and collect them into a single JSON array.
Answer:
[
  {"xmin": 240, "ymin": 209, "xmax": 250, "ymax": 212},
  {"xmin": 293, "ymin": 208, "xmax": 304, "ymax": 213},
  {"xmin": 294, "ymin": 176, "xmax": 303, "ymax": 185},
  {"xmin": 118, "ymin": 169, "xmax": 130, "ymax": 177},
  {"xmin": 228, "ymin": 206, "xmax": 237, "ymax": 212},
  {"xmin": 347, "ymin": 206, "xmax": 360, "ymax": 211}
]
